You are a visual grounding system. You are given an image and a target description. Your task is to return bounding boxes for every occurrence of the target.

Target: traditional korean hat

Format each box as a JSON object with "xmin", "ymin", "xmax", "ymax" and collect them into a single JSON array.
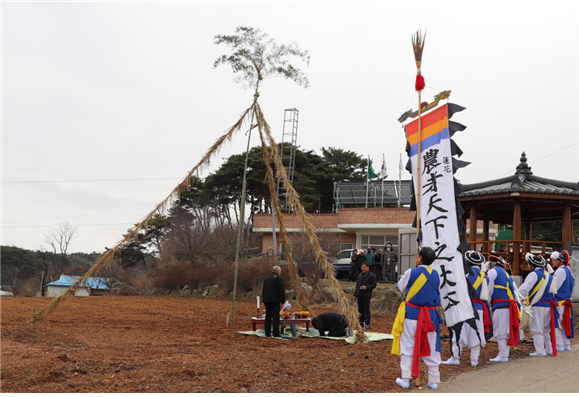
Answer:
[
  {"xmin": 488, "ymin": 255, "xmax": 507, "ymax": 267},
  {"xmin": 465, "ymin": 250, "xmax": 485, "ymax": 266},
  {"xmin": 550, "ymin": 250, "xmax": 570, "ymax": 266},
  {"xmin": 525, "ymin": 253, "xmax": 554, "ymax": 273}
]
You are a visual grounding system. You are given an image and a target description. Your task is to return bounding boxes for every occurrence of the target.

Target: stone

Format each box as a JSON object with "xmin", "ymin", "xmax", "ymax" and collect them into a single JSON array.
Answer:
[
  {"xmin": 322, "ymin": 287, "xmax": 336, "ymax": 302},
  {"xmin": 370, "ymin": 288, "xmax": 403, "ymax": 314},
  {"xmin": 298, "ymin": 283, "xmax": 313, "ymax": 297},
  {"xmin": 207, "ymin": 285, "xmax": 220, "ymax": 298}
]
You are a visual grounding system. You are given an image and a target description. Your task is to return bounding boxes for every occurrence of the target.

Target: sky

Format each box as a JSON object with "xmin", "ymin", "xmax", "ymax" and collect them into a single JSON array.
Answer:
[{"xmin": 2, "ymin": 1, "xmax": 578, "ymax": 254}]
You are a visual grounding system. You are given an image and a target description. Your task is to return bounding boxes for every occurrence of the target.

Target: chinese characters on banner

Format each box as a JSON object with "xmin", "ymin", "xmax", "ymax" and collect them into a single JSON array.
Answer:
[{"xmin": 404, "ymin": 104, "xmax": 473, "ymax": 327}]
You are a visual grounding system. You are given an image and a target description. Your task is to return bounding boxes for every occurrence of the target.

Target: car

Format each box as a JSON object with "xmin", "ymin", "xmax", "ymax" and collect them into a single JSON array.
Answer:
[
  {"xmin": 252, "ymin": 251, "xmax": 286, "ymax": 262},
  {"xmin": 331, "ymin": 249, "xmax": 355, "ymax": 279}
]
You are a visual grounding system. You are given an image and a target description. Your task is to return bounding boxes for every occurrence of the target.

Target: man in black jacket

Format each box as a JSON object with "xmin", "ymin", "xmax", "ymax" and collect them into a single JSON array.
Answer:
[
  {"xmin": 262, "ymin": 265, "xmax": 286, "ymax": 337},
  {"xmin": 312, "ymin": 312, "xmax": 349, "ymax": 337},
  {"xmin": 354, "ymin": 262, "xmax": 377, "ymax": 329},
  {"xmin": 350, "ymin": 249, "xmax": 365, "ymax": 282}
]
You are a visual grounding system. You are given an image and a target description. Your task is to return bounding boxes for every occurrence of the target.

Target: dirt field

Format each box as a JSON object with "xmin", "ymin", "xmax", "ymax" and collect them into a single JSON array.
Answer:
[{"xmin": 0, "ymin": 296, "xmax": 558, "ymax": 393}]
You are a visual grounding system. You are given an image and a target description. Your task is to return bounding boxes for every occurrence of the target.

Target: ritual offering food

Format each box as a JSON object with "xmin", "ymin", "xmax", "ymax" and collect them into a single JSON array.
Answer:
[{"xmin": 293, "ymin": 311, "xmax": 310, "ymax": 319}]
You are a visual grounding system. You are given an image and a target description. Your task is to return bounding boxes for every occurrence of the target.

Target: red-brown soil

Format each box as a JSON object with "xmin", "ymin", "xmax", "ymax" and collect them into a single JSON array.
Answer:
[{"xmin": 0, "ymin": 296, "xmax": 559, "ymax": 392}]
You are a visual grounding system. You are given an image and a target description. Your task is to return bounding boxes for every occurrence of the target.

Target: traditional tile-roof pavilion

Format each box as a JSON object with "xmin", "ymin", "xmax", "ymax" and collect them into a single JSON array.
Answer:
[{"xmin": 458, "ymin": 152, "xmax": 579, "ymax": 276}]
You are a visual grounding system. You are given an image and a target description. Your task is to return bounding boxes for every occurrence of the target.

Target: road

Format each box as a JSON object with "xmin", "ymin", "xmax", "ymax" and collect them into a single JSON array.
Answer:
[{"xmin": 420, "ymin": 344, "xmax": 579, "ymax": 393}]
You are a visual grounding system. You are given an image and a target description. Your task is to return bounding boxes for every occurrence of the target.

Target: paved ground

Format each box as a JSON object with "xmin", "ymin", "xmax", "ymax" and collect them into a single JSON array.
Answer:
[{"xmin": 420, "ymin": 344, "xmax": 579, "ymax": 393}]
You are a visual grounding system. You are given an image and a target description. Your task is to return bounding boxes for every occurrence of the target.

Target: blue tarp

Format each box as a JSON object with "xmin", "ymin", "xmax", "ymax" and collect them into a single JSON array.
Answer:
[{"xmin": 46, "ymin": 275, "xmax": 111, "ymax": 290}]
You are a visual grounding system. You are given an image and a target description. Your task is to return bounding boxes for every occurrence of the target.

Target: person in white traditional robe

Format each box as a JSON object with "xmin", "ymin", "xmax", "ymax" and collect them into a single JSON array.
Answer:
[
  {"xmin": 550, "ymin": 251, "xmax": 575, "ymax": 351},
  {"xmin": 486, "ymin": 255, "xmax": 521, "ymax": 363},
  {"xmin": 518, "ymin": 253, "xmax": 558, "ymax": 357},
  {"xmin": 442, "ymin": 251, "xmax": 490, "ymax": 367}
]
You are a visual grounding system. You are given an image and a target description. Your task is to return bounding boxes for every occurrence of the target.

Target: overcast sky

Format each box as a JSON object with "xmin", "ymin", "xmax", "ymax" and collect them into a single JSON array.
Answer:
[{"xmin": 2, "ymin": 1, "xmax": 578, "ymax": 254}]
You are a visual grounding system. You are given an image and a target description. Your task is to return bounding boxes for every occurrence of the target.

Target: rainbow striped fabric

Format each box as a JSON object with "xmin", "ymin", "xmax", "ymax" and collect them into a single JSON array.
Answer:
[{"xmin": 405, "ymin": 104, "xmax": 449, "ymax": 157}]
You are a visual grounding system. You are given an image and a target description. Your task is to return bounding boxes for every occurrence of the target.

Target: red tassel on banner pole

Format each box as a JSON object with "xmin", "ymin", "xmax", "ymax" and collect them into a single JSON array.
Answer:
[{"xmin": 415, "ymin": 74, "xmax": 425, "ymax": 91}]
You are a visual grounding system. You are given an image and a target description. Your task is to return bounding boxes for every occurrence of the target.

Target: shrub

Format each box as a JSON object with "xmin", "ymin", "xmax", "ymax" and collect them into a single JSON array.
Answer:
[
  {"xmin": 19, "ymin": 278, "xmax": 41, "ymax": 297},
  {"xmin": 147, "ymin": 258, "xmax": 220, "ymax": 293},
  {"xmin": 235, "ymin": 257, "xmax": 292, "ymax": 296}
]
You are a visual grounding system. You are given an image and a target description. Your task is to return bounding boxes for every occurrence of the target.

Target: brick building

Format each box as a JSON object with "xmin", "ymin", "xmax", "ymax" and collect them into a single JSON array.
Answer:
[{"xmin": 253, "ymin": 207, "xmax": 496, "ymax": 256}]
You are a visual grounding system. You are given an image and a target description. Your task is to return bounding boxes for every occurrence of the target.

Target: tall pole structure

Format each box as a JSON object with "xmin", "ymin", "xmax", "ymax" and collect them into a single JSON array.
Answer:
[
  {"xmin": 412, "ymin": 30, "xmax": 426, "ymax": 254},
  {"xmin": 231, "ymin": 89, "xmax": 258, "ymax": 328},
  {"xmin": 411, "ymin": 30, "xmax": 426, "ymax": 386},
  {"xmin": 273, "ymin": 108, "xmax": 299, "ymax": 254},
  {"xmin": 398, "ymin": 153, "xmax": 402, "ymax": 208},
  {"xmin": 381, "ymin": 153, "xmax": 385, "ymax": 207},
  {"xmin": 365, "ymin": 157, "xmax": 370, "ymax": 208}
]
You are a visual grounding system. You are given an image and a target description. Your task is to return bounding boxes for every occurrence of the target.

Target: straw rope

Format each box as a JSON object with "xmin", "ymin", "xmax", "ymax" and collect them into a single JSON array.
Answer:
[
  {"xmin": 33, "ymin": 59, "xmax": 366, "ymax": 342},
  {"xmin": 255, "ymin": 103, "xmax": 366, "ymax": 342},
  {"xmin": 32, "ymin": 100, "xmax": 257, "ymax": 322}
]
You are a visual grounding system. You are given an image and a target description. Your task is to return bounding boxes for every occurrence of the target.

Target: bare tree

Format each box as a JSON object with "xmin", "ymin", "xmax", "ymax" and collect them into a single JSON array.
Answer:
[
  {"xmin": 290, "ymin": 232, "xmax": 343, "ymax": 288},
  {"xmin": 45, "ymin": 222, "xmax": 78, "ymax": 275}
]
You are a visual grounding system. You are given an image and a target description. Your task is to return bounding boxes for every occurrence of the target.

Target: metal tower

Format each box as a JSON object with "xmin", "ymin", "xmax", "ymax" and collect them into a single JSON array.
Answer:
[{"xmin": 276, "ymin": 108, "xmax": 299, "ymax": 212}]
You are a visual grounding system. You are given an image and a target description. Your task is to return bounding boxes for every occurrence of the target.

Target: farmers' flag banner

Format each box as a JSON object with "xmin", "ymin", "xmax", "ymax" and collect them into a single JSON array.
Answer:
[{"xmin": 403, "ymin": 101, "xmax": 472, "ymax": 327}]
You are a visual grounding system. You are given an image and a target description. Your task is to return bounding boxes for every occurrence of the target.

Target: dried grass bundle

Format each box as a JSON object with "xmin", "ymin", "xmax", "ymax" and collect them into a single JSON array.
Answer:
[{"xmin": 411, "ymin": 30, "xmax": 426, "ymax": 69}]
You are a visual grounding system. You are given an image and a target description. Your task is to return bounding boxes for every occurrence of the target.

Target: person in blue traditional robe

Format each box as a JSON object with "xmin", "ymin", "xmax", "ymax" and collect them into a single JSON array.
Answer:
[
  {"xmin": 551, "ymin": 251, "xmax": 575, "ymax": 351},
  {"xmin": 393, "ymin": 247, "xmax": 442, "ymax": 390},
  {"xmin": 518, "ymin": 253, "xmax": 559, "ymax": 357}
]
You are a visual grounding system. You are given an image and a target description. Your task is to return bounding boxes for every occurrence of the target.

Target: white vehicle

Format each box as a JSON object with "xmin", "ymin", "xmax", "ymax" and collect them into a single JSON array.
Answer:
[{"xmin": 331, "ymin": 249, "xmax": 356, "ymax": 279}]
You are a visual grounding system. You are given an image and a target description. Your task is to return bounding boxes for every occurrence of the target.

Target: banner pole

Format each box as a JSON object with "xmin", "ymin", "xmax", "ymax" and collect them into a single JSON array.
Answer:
[
  {"xmin": 381, "ymin": 157, "xmax": 384, "ymax": 208},
  {"xmin": 416, "ymin": 91, "xmax": 422, "ymax": 254},
  {"xmin": 412, "ymin": 29, "xmax": 426, "ymax": 387},
  {"xmin": 366, "ymin": 157, "xmax": 369, "ymax": 208}
]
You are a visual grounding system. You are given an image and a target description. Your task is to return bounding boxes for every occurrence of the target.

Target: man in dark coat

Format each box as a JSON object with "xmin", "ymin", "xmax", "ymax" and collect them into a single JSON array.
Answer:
[
  {"xmin": 351, "ymin": 249, "xmax": 365, "ymax": 281},
  {"xmin": 354, "ymin": 262, "xmax": 377, "ymax": 329},
  {"xmin": 262, "ymin": 265, "xmax": 286, "ymax": 337},
  {"xmin": 349, "ymin": 249, "xmax": 360, "ymax": 282},
  {"xmin": 312, "ymin": 312, "xmax": 349, "ymax": 337}
]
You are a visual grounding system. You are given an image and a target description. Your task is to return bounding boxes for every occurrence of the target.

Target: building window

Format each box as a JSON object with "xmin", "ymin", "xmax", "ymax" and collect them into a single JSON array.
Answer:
[
  {"xmin": 340, "ymin": 243, "xmax": 353, "ymax": 251},
  {"xmin": 360, "ymin": 235, "xmax": 399, "ymax": 252}
]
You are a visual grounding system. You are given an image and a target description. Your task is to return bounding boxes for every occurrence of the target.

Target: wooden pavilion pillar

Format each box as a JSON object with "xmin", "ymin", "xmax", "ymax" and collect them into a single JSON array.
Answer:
[
  {"xmin": 512, "ymin": 199, "xmax": 521, "ymax": 276},
  {"xmin": 525, "ymin": 217, "xmax": 532, "ymax": 253},
  {"xmin": 461, "ymin": 213, "xmax": 468, "ymax": 240},
  {"xmin": 469, "ymin": 205, "xmax": 478, "ymax": 250},
  {"xmin": 483, "ymin": 217, "xmax": 490, "ymax": 254},
  {"xmin": 563, "ymin": 202, "xmax": 572, "ymax": 251}
]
